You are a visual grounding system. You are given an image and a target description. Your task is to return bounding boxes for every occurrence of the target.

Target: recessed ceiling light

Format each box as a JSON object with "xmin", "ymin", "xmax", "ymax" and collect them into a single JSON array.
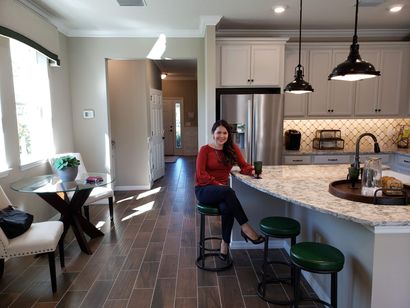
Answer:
[
  {"xmin": 389, "ymin": 5, "xmax": 403, "ymax": 13},
  {"xmin": 273, "ymin": 6, "xmax": 286, "ymax": 14}
]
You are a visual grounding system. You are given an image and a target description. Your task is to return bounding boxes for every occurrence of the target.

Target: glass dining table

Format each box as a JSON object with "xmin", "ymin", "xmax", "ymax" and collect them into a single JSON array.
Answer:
[{"xmin": 10, "ymin": 173, "xmax": 114, "ymax": 255}]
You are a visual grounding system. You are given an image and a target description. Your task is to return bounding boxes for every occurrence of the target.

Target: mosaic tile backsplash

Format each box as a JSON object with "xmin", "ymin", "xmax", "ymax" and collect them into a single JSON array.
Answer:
[{"xmin": 284, "ymin": 118, "xmax": 410, "ymax": 152}]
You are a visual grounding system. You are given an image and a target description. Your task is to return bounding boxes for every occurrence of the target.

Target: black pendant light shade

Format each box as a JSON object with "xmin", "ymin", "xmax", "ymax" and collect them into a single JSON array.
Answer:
[
  {"xmin": 284, "ymin": 0, "xmax": 313, "ymax": 94},
  {"xmin": 328, "ymin": 0, "xmax": 380, "ymax": 81},
  {"xmin": 284, "ymin": 64, "xmax": 314, "ymax": 94}
]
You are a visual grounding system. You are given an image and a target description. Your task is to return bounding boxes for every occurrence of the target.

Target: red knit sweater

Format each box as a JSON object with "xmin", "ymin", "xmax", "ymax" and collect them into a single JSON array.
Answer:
[{"xmin": 195, "ymin": 144, "xmax": 253, "ymax": 186}]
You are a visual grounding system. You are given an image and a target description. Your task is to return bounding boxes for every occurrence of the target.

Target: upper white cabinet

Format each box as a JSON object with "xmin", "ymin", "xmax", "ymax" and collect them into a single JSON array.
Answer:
[
  {"xmin": 217, "ymin": 38, "xmax": 288, "ymax": 88},
  {"xmin": 283, "ymin": 42, "xmax": 410, "ymax": 119},
  {"xmin": 307, "ymin": 48, "xmax": 354, "ymax": 117},
  {"xmin": 355, "ymin": 48, "xmax": 405, "ymax": 116}
]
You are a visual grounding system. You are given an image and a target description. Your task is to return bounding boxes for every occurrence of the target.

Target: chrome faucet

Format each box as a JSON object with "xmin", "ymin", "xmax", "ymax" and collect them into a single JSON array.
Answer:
[{"xmin": 352, "ymin": 133, "xmax": 381, "ymax": 170}]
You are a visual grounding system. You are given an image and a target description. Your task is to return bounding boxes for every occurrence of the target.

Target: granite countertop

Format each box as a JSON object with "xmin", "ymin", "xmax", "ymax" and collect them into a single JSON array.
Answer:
[{"xmin": 231, "ymin": 164, "xmax": 410, "ymax": 227}]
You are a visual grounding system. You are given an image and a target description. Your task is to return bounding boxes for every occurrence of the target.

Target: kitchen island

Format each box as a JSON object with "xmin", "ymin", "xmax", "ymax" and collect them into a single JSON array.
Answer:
[{"xmin": 231, "ymin": 164, "xmax": 410, "ymax": 308}]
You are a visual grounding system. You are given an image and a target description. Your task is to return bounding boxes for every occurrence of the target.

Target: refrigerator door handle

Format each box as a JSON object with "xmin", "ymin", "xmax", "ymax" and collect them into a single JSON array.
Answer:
[{"xmin": 247, "ymin": 99, "xmax": 253, "ymax": 162}]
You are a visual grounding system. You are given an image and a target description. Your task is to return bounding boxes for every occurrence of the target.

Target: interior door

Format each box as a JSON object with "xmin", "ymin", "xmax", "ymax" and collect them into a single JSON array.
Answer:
[
  {"xmin": 150, "ymin": 89, "xmax": 165, "ymax": 182},
  {"xmin": 163, "ymin": 99, "xmax": 175, "ymax": 155}
]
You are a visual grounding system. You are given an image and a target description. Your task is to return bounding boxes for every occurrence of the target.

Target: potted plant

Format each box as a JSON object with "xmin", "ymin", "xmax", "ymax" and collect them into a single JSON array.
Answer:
[{"xmin": 54, "ymin": 155, "xmax": 81, "ymax": 182}]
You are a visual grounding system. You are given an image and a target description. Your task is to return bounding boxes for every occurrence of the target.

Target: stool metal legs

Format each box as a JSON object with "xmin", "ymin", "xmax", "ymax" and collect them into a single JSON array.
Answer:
[
  {"xmin": 293, "ymin": 266, "xmax": 338, "ymax": 308},
  {"xmin": 196, "ymin": 213, "xmax": 233, "ymax": 271},
  {"xmin": 257, "ymin": 235, "xmax": 296, "ymax": 305}
]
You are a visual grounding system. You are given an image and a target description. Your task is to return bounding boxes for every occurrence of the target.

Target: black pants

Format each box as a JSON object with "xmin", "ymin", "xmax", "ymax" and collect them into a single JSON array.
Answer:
[{"xmin": 195, "ymin": 185, "xmax": 248, "ymax": 243}]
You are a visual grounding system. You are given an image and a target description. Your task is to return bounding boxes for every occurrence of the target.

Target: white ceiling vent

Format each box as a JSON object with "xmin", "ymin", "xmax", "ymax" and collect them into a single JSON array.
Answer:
[
  {"xmin": 358, "ymin": 0, "xmax": 384, "ymax": 7},
  {"xmin": 117, "ymin": 0, "xmax": 146, "ymax": 6}
]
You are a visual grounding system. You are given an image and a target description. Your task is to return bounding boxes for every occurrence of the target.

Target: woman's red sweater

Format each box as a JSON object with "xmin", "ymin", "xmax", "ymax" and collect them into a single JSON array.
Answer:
[{"xmin": 195, "ymin": 144, "xmax": 253, "ymax": 186}]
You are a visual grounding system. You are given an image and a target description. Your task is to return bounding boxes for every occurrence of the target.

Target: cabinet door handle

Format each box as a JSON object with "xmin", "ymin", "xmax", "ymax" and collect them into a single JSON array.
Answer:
[
  {"xmin": 328, "ymin": 109, "xmax": 331, "ymax": 112},
  {"xmin": 251, "ymin": 79, "xmax": 254, "ymax": 82},
  {"xmin": 328, "ymin": 158, "xmax": 338, "ymax": 162},
  {"xmin": 292, "ymin": 159, "xmax": 303, "ymax": 162},
  {"xmin": 403, "ymin": 160, "xmax": 410, "ymax": 164}
]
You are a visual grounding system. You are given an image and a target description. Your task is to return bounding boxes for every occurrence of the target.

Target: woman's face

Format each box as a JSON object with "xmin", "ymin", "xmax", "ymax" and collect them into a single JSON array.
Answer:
[{"xmin": 213, "ymin": 125, "xmax": 229, "ymax": 147}]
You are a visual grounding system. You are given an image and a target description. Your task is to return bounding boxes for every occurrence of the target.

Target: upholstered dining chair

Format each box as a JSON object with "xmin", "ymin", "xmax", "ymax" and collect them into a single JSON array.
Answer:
[
  {"xmin": 0, "ymin": 186, "xmax": 64, "ymax": 293},
  {"xmin": 48, "ymin": 152, "xmax": 114, "ymax": 222}
]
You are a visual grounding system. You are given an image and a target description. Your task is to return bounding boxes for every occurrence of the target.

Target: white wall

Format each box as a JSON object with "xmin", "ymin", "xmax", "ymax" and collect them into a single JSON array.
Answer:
[{"xmin": 67, "ymin": 37, "xmax": 205, "ymax": 185}]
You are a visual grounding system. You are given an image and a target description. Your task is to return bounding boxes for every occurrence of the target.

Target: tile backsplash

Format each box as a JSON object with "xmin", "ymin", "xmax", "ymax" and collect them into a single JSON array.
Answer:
[{"xmin": 284, "ymin": 118, "xmax": 410, "ymax": 152}]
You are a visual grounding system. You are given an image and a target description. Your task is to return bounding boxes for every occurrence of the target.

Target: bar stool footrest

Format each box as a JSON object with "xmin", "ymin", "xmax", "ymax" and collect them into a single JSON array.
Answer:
[
  {"xmin": 196, "ymin": 253, "xmax": 233, "ymax": 272},
  {"xmin": 257, "ymin": 282, "xmax": 294, "ymax": 306},
  {"xmin": 199, "ymin": 236, "xmax": 222, "ymax": 252}
]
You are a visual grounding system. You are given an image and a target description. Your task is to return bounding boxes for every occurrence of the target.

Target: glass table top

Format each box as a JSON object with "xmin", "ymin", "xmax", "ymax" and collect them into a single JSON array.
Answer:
[{"xmin": 10, "ymin": 173, "xmax": 114, "ymax": 193}]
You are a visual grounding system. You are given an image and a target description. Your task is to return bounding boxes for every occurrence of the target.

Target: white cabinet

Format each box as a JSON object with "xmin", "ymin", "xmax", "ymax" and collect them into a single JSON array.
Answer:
[
  {"xmin": 312, "ymin": 155, "xmax": 351, "ymax": 164},
  {"xmin": 217, "ymin": 38, "xmax": 287, "ymax": 88},
  {"xmin": 283, "ymin": 155, "xmax": 311, "ymax": 165},
  {"xmin": 308, "ymin": 48, "xmax": 354, "ymax": 117},
  {"xmin": 355, "ymin": 48, "xmax": 404, "ymax": 116},
  {"xmin": 284, "ymin": 48, "xmax": 308, "ymax": 117},
  {"xmin": 283, "ymin": 42, "xmax": 410, "ymax": 119},
  {"xmin": 393, "ymin": 154, "xmax": 410, "ymax": 174}
]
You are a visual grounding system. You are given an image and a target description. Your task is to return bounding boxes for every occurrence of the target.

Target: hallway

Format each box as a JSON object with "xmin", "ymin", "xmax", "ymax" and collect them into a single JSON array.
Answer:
[{"xmin": 0, "ymin": 157, "xmax": 320, "ymax": 307}]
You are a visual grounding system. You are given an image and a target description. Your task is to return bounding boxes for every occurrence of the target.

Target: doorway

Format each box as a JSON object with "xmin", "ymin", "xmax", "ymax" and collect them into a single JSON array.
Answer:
[{"xmin": 163, "ymin": 97, "xmax": 183, "ymax": 156}]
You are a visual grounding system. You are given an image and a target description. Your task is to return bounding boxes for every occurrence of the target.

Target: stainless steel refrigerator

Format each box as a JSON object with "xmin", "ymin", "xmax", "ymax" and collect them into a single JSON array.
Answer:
[{"xmin": 216, "ymin": 89, "xmax": 283, "ymax": 165}]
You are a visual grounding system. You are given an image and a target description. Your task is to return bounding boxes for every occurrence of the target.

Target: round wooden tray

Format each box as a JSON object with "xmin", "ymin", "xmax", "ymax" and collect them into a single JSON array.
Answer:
[{"xmin": 329, "ymin": 180, "xmax": 409, "ymax": 205}]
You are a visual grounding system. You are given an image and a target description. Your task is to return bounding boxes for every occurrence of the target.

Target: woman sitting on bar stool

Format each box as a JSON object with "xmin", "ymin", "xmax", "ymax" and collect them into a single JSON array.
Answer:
[{"xmin": 195, "ymin": 120, "xmax": 265, "ymax": 261}]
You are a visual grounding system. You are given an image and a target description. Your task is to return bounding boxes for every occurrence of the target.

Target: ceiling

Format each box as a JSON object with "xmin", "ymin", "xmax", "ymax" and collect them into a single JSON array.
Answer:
[
  {"xmin": 17, "ymin": 0, "xmax": 409, "ymax": 77},
  {"xmin": 19, "ymin": 0, "xmax": 410, "ymax": 38}
]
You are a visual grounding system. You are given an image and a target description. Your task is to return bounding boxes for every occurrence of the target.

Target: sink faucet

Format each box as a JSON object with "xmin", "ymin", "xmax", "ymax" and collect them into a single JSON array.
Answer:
[{"xmin": 352, "ymin": 133, "xmax": 381, "ymax": 170}]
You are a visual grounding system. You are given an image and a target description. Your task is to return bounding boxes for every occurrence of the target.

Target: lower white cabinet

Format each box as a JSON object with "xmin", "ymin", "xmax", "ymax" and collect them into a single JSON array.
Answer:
[
  {"xmin": 312, "ymin": 155, "xmax": 351, "ymax": 164},
  {"xmin": 283, "ymin": 155, "xmax": 311, "ymax": 165},
  {"xmin": 393, "ymin": 154, "xmax": 410, "ymax": 173}
]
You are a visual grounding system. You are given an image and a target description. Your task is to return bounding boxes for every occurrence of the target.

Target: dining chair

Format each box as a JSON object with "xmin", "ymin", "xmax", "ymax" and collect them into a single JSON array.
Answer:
[
  {"xmin": 48, "ymin": 152, "xmax": 115, "ymax": 222},
  {"xmin": 0, "ymin": 186, "xmax": 64, "ymax": 293}
]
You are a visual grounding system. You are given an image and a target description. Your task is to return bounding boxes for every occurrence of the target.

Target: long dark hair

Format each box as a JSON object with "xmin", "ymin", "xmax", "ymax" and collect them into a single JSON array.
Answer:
[{"xmin": 211, "ymin": 120, "xmax": 237, "ymax": 165}]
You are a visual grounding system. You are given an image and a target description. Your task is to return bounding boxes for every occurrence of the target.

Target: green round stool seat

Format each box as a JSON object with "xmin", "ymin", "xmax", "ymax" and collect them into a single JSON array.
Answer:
[
  {"xmin": 290, "ymin": 242, "xmax": 345, "ymax": 272},
  {"xmin": 260, "ymin": 216, "xmax": 301, "ymax": 238},
  {"xmin": 196, "ymin": 202, "xmax": 220, "ymax": 215}
]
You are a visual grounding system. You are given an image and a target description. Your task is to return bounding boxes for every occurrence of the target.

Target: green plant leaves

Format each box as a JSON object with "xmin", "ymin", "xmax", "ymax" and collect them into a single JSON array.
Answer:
[{"xmin": 54, "ymin": 155, "xmax": 80, "ymax": 170}]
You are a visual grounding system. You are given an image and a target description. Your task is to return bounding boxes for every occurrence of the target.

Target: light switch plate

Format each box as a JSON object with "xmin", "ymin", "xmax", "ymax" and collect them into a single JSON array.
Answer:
[{"xmin": 83, "ymin": 109, "xmax": 95, "ymax": 119}]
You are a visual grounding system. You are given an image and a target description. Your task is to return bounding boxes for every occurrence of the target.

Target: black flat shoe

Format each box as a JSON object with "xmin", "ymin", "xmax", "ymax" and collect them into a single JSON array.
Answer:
[{"xmin": 241, "ymin": 230, "xmax": 265, "ymax": 244}]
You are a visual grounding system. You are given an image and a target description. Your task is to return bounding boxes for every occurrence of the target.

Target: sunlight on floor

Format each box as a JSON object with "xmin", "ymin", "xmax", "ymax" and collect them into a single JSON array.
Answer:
[
  {"xmin": 95, "ymin": 221, "xmax": 106, "ymax": 229},
  {"xmin": 116, "ymin": 195, "xmax": 135, "ymax": 204},
  {"xmin": 137, "ymin": 187, "xmax": 162, "ymax": 200},
  {"xmin": 121, "ymin": 201, "xmax": 155, "ymax": 221}
]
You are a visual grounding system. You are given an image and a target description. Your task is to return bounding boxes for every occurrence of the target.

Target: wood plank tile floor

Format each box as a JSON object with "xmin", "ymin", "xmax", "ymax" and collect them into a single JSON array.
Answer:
[{"xmin": 0, "ymin": 157, "xmax": 324, "ymax": 307}]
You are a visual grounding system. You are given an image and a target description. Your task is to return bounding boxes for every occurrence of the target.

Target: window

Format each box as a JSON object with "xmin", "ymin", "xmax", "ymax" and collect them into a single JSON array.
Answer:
[
  {"xmin": 0, "ymin": 99, "xmax": 7, "ymax": 171},
  {"xmin": 175, "ymin": 102, "xmax": 182, "ymax": 149},
  {"xmin": 10, "ymin": 39, "xmax": 54, "ymax": 166}
]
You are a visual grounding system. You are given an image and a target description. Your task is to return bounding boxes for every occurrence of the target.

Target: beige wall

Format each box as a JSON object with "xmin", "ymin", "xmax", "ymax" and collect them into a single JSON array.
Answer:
[
  {"xmin": 67, "ymin": 37, "xmax": 204, "ymax": 185},
  {"xmin": 162, "ymin": 79, "xmax": 198, "ymax": 127}
]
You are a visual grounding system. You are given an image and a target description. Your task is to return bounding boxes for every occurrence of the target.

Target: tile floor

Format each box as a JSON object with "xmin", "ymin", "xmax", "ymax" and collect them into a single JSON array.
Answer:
[{"xmin": 0, "ymin": 157, "xmax": 323, "ymax": 307}]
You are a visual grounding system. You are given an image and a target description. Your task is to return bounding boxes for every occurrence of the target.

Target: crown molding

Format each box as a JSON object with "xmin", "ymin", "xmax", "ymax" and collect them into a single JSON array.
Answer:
[{"xmin": 216, "ymin": 28, "xmax": 410, "ymax": 40}]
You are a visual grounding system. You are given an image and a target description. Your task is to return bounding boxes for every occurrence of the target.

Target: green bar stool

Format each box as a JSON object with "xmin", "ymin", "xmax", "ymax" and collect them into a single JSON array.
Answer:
[
  {"xmin": 291, "ymin": 242, "xmax": 345, "ymax": 308},
  {"xmin": 257, "ymin": 216, "xmax": 301, "ymax": 305},
  {"xmin": 196, "ymin": 202, "xmax": 233, "ymax": 271}
]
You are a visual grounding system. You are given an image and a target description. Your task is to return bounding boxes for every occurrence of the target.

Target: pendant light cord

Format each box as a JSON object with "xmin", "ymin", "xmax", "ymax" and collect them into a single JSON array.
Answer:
[
  {"xmin": 353, "ymin": 0, "xmax": 359, "ymax": 45},
  {"xmin": 297, "ymin": 0, "xmax": 302, "ymax": 68}
]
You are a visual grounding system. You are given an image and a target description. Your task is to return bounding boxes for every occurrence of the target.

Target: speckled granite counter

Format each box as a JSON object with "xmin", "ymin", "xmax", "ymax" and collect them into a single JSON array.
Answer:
[{"xmin": 232, "ymin": 164, "xmax": 410, "ymax": 227}]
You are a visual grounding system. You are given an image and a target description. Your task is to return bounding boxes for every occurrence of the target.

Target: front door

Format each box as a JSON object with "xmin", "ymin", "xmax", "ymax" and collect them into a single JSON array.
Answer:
[{"xmin": 163, "ymin": 98, "xmax": 183, "ymax": 156}]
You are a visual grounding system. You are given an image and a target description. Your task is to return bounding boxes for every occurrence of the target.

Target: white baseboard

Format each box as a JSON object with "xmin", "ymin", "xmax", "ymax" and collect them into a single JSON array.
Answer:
[
  {"xmin": 115, "ymin": 185, "xmax": 151, "ymax": 191},
  {"xmin": 283, "ymin": 242, "xmax": 330, "ymax": 304},
  {"xmin": 230, "ymin": 238, "xmax": 285, "ymax": 249}
]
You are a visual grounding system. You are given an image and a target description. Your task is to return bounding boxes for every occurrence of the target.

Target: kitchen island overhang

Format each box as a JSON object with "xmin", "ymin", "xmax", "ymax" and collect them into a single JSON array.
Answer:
[{"xmin": 231, "ymin": 164, "xmax": 410, "ymax": 308}]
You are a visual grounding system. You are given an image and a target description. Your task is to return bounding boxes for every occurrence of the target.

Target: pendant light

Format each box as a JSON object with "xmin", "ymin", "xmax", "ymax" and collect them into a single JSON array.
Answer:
[
  {"xmin": 328, "ymin": 0, "xmax": 380, "ymax": 81},
  {"xmin": 284, "ymin": 0, "xmax": 313, "ymax": 94}
]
